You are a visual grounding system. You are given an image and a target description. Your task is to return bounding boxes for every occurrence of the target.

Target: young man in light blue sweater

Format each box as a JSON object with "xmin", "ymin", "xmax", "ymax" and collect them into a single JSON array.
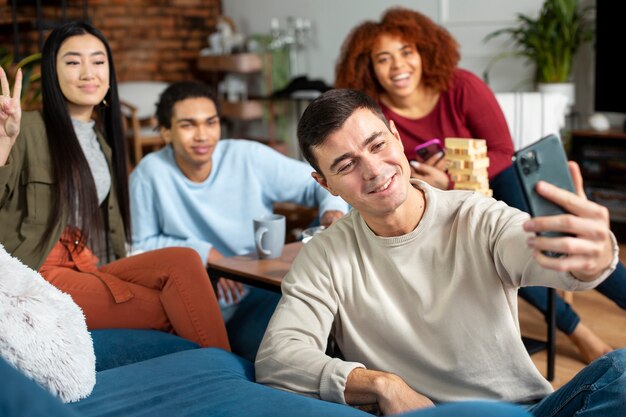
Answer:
[{"xmin": 129, "ymin": 81, "xmax": 348, "ymax": 359}]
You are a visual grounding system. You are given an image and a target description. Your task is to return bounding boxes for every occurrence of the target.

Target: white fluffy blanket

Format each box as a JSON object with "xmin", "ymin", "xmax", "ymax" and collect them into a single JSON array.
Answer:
[{"xmin": 0, "ymin": 245, "xmax": 95, "ymax": 402}]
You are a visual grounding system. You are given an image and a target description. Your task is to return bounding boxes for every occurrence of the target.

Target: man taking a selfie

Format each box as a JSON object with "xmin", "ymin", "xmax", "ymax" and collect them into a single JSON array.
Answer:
[{"xmin": 255, "ymin": 89, "xmax": 624, "ymax": 417}]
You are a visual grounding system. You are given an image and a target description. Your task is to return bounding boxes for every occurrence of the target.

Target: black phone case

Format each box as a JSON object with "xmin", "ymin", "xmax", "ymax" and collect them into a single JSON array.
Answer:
[
  {"xmin": 512, "ymin": 134, "xmax": 575, "ymax": 240},
  {"xmin": 415, "ymin": 142, "xmax": 444, "ymax": 162}
]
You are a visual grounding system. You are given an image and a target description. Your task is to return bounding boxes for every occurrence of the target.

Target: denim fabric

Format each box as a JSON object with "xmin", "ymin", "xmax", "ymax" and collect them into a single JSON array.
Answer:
[
  {"xmin": 526, "ymin": 349, "xmax": 626, "ymax": 417},
  {"xmin": 595, "ymin": 262, "xmax": 626, "ymax": 310},
  {"xmin": 491, "ymin": 165, "xmax": 530, "ymax": 213},
  {"xmin": 226, "ymin": 286, "xmax": 281, "ymax": 362}
]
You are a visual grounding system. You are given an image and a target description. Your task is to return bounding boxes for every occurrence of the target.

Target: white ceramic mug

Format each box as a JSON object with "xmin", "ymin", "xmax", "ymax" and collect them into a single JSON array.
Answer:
[{"xmin": 253, "ymin": 214, "xmax": 286, "ymax": 259}]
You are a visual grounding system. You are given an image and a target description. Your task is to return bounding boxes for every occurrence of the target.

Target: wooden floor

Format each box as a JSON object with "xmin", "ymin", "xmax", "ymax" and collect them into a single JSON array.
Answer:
[{"xmin": 519, "ymin": 241, "xmax": 626, "ymax": 389}]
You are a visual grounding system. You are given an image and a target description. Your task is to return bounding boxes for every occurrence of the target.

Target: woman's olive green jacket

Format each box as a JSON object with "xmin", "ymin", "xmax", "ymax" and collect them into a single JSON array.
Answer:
[{"xmin": 0, "ymin": 111, "xmax": 126, "ymax": 270}]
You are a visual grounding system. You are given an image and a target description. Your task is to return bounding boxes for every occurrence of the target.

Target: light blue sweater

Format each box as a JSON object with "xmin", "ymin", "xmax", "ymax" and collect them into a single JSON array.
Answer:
[{"xmin": 130, "ymin": 140, "xmax": 348, "ymax": 263}]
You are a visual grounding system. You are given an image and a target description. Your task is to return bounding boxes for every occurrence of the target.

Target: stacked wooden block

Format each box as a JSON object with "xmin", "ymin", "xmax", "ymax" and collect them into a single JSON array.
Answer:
[{"xmin": 444, "ymin": 138, "xmax": 492, "ymax": 197}]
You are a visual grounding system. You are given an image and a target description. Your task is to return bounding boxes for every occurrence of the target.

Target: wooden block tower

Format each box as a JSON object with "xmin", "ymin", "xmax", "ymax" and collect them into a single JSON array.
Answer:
[{"xmin": 444, "ymin": 138, "xmax": 492, "ymax": 197}]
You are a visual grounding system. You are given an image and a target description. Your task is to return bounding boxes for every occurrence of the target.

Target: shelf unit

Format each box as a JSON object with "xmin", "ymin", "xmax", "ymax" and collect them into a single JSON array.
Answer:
[
  {"xmin": 197, "ymin": 53, "xmax": 278, "ymax": 143},
  {"xmin": 197, "ymin": 53, "xmax": 263, "ymax": 73},
  {"xmin": 570, "ymin": 129, "xmax": 626, "ymax": 239},
  {"xmin": 198, "ymin": 54, "xmax": 264, "ymax": 120}
]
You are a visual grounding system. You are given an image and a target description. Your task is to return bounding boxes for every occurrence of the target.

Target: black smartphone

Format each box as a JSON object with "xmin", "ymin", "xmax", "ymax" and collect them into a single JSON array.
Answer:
[
  {"xmin": 512, "ymin": 134, "xmax": 576, "ymax": 255},
  {"xmin": 414, "ymin": 139, "xmax": 444, "ymax": 162}
]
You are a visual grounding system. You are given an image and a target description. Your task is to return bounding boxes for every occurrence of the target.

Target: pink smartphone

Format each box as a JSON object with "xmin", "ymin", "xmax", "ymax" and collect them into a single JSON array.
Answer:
[{"xmin": 414, "ymin": 139, "xmax": 444, "ymax": 162}]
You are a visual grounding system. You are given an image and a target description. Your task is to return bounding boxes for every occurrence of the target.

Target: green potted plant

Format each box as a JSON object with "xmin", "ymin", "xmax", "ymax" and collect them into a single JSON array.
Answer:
[{"xmin": 484, "ymin": 0, "xmax": 594, "ymax": 105}]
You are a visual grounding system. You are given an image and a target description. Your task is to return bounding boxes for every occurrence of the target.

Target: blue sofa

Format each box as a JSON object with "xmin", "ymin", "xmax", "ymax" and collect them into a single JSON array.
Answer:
[
  {"xmin": 75, "ymin": 341, "xmax": 373, "ymax": 417},
  {"xmin": 3, "ymin": 330, "xmax": 367, "ymax": 417},
  {"xmin": 1, "ymin": 346, "xmax": 532, "ymax": 417},
  {"xmin": 1, "ymin": 327, "xmax": 534, "ymax": 417},
  {"xmin": 1, "ymin": 286, "xmax": 533, "ymax": 417}
]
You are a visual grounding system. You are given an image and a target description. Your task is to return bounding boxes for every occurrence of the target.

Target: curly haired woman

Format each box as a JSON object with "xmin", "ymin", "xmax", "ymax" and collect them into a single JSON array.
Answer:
[{"xmin": 335, "ymin": 7, "xmax": 514, "ymax": 190}]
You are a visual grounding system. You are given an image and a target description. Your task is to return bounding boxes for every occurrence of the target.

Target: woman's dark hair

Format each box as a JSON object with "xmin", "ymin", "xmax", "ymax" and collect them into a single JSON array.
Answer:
[
  {"xmin": 156, "ymin": 81, "xmax": 220, "ymax": 129},
  {"xmin": 335, "ymin": 7, "xmax": 460, "ymax": 101},
  {"xmin": 40, "ymin": 21, "xmax": 130, "ymax": 250},
  {"xmin": 297, "ymin": 88, "xmax": 389, "ymax": 175}
]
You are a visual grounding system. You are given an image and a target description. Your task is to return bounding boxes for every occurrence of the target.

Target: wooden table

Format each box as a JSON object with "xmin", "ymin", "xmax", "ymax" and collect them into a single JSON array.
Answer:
[{"xmin": 207, "ymin": 242, "xmax": 303, "ymax": 293}]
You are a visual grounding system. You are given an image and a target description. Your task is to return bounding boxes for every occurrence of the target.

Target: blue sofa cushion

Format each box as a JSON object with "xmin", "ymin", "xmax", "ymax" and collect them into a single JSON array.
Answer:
[
  {"xmin": 91, "ymin": 329, "xmax": 199, "ymax": 371},
  {"xmin": 71, "ymin": 347, "xmax": 369, "ymax": 417},
  {"xmin": 0, "ymin": 356, "xmax": 80, "ymax": 417},
  {"xmin": 1, "ymin": 348, "xmax": 532, "ymax": 417},
  {"xmin": 401, "ymin": 403, "xmax": 531, "ymax": 417}
]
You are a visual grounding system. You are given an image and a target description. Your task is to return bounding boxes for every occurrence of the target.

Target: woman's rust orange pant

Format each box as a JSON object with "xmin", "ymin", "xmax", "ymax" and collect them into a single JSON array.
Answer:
[{"xmin": 40, "ymin": 242, "xmax": 230, "ymax": 350}]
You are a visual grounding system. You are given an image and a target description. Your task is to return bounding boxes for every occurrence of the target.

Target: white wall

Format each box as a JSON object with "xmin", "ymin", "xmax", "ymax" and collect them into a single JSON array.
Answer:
[
  {"xmin": 223, "ymin": 0, "xmax": 542, "ymax": 92},
  {"xmin": 222, "ymin": 0, "xmax": 615, "ymax": 131}
]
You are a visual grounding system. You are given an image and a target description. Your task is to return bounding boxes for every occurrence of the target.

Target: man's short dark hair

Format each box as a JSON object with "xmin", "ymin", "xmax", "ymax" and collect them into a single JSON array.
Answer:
[
  {"xmin": 297, "ymin": 89, "xmax": 390, "ymax": 175},
  {"xmin": 156, "ymin": 81, "xmax": 220, "ymax": 128}
]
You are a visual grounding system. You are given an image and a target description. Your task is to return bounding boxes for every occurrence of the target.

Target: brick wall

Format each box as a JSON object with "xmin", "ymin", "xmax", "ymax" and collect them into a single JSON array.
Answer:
[{"xmin": 2, "ymin": 0, "xmax": 222, "ymax": 82}]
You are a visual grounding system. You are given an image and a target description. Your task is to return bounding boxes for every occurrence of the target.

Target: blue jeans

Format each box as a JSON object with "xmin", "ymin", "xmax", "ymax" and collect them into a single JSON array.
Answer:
[
  {"xmin": 226, "ymin": 286, "xmax": 280, "ymax": 362},
  {"xmin": 526, "ymin": 349, "xmax": 626, "ymax": 416}
]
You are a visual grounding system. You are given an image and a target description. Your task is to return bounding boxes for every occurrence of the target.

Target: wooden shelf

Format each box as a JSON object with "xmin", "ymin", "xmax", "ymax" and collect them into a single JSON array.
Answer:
[
  {"xmin": 570, "ymin": 130, "xmax": 626, "ymax": 228},
  {"xmin": 197, "ymin": 53, "xmax": 263, "ymax": 73},
  {"xmin": 219, "ymin": 100, "xmax": 264, "ymax": 120},
  {"xmin": 197, "ymin": 52, "xmax": 276, "ymax": 142},
  {"xmin": 571, "ymin": 129, "xmax": 626, "ymax": 140}
]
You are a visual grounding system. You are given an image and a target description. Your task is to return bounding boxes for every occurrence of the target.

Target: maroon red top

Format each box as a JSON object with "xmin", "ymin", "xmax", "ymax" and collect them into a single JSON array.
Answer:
[{"xmin": 381, "ymin": 68, "xmax": 514, "ymax": 180}]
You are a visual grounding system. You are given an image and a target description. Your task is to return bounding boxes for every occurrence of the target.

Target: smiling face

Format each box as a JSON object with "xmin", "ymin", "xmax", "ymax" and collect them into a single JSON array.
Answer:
[
  {"xmin": 311, "ymin": 108, "xmax": 419, "ymax": 233},
  {"xmin": 161, "ymin": 97, "xmax": 221, "ymax": 182},
  {"xmin": 371, "ymin": 33, "xmax": 423, "ymax": 101},
  {"xmin": 56, "ymin": 33, "xmax": 110, "ymax": 121}
]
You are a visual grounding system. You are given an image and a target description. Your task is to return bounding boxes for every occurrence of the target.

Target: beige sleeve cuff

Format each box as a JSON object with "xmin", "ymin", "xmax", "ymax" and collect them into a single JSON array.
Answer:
[{"xmin": 319, "ymin": 358, "xmax": 365, "ymax": 404}]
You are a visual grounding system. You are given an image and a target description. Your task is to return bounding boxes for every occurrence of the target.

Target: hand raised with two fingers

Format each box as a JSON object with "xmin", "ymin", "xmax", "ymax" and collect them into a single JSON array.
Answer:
[{"xmin": 0, "ymin": 67, "xmax": 22, "ymax": 165}]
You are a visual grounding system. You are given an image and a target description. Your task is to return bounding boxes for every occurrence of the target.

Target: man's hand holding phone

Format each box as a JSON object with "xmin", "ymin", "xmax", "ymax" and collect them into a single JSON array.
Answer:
[{"xmin": 523, "ymin": 161, "xmax": 615, "ymax": 282}]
